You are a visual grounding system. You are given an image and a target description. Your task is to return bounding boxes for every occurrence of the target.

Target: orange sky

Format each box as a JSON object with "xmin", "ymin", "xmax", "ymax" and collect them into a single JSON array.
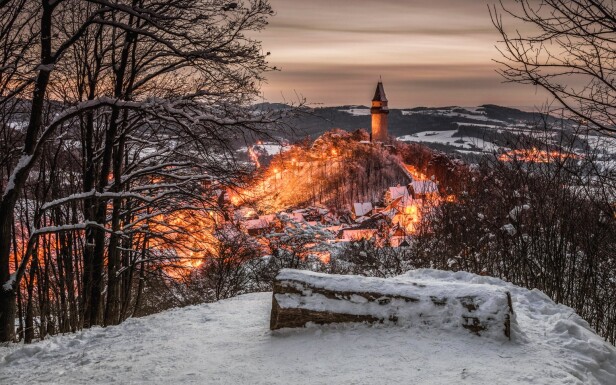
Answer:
[{"xmin": 256, "ymin": 0, "xmax": 549, "ymax": 109}]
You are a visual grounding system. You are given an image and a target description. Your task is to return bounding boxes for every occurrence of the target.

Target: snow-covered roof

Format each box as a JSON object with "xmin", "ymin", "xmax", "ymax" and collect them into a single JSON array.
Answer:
[
  {"xmin": 243, "ymin": 218, "xmax": 271, "ymax": 230},
  {"xmin": 338, "ymin": 229, "xmax": 377, "ymax": 241},
  {"xmin": 389, "ymin": 185, "xmax": 409, "ymax": 200},
  {"xmin": 410, "ymin": 181, "xmax": 438, "ymax": 195},
  {"xmin": 353, "ymin": 202, "xmax": 373, "ymax": 217},
  {"xmin": 372, "ymin": 81, "xmax": 388, "ymax": 102},
  {"xmin": 260, "ymin": 214, "xmax": 276, "ymax": 222}
]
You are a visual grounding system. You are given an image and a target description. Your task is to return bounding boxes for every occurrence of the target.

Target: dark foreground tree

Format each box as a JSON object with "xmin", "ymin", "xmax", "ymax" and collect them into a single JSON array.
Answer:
[
  {"xmin": 491, "ymin": 0, "xmax": 616, "ymax": 134},
  {"xmin": 0, "ymin": 0, "xmax": 277, "ymax": 342}
]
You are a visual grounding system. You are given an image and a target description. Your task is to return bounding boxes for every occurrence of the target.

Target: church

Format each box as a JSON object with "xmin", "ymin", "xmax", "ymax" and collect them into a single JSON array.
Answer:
[{"xmin": 371, "ymin": 80, "xmax": 389, "ymax": 142}]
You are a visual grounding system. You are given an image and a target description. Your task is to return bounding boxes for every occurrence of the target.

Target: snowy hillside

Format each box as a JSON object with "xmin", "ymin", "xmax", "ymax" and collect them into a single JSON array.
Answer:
[{"xmin": 1, "ymin": 270, "xmax": 615, "ymax": 385}]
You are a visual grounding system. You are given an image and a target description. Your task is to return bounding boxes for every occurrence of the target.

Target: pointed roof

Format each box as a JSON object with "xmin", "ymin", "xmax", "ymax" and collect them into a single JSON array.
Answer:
[{"xmin": 372, "ymin": 81, "xmax": 388, "ymax": 102}]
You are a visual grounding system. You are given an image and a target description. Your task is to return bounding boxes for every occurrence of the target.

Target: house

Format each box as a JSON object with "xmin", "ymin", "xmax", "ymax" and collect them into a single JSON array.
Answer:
[
  {"xmin": 389, "ymin": 225, "xmax": 410, "ymax": 247},
  {"xmin": 409, "ymin": 180, "xmax": 439, "ymax": 200},
  {"xmin": 243, "ymin": 219, "xmax": 271, "ymax": 236},
  {"xmin": 386, "ymin": 185, "xmax": 413, "ymax": 208},
  {"xmin": 337, "ymin": 228, "xmax": 378, "ymax": 242},
  {"xmin": 353, "ymin": 202, "xmax": 373, "ymax": 218},
  {"xmin": 242, "ymin": 214, "xmax": 278, "ymax": 236},
  {"xmin": 336, "ymin": 213, "xmax": 388, "ymax": 242}
]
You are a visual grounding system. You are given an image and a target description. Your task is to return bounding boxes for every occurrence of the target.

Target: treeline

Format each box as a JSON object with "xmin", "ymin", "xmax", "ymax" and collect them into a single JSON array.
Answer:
[
  {"xmin": 413, "ymin": 145, "xmax": 616, "ymax": 343},
  {"xmin": 0, "ymin": 0, "xmax": 279, "ymax": 342}
]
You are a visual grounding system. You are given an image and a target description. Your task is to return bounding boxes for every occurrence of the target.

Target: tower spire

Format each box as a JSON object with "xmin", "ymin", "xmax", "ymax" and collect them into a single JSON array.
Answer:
[
  {"xmin": 371, "ymin": 80, "xmax": 389, "ymax": 142},
  {"xmin": 372, "ymin": 80, "xmax": 388, "ymax": 103}
]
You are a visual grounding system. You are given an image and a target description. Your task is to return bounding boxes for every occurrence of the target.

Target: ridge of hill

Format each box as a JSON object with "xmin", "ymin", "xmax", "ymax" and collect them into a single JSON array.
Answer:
[
  {"xmin": 261, "ymin": 103, "xmax": 562, "ymax": 140},
  {"xmin": 252, "ymin": 104, "xmax": 616, "ymax": 160}
]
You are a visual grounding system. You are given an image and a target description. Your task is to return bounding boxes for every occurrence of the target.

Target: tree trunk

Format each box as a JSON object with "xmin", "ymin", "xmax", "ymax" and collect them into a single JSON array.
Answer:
[{"xmin": 0, "ymin": 1, "xmax": 54, "ymax": 342}]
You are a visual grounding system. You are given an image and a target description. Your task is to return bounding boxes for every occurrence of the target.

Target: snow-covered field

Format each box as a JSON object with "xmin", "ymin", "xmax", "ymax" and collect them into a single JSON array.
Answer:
[
  {"xmin": 339, "ymin": 107, "xmax": 370, "ymax": 116},
  {"xmin": 398, "ymin": 130, "xmax": 500, "ymax": 152},
  {"xmin": 402, "ymin": 108, "xmax": 492, "ymax": 121},
  {"xmin": 237, "ymin": 142, "xmax": 290, "ymax": 156},
  {"xmin": 1, "ymin": 269, "xmax": 615, "ymax": 385}
]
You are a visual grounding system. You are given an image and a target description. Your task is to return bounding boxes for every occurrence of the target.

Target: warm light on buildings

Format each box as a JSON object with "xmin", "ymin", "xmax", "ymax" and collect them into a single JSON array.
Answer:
[
  {"xmin": 498, "ymin": 148, "xmax": 579, "ymax": 163},
  {"xmin": 230, "ymin": 194, "xmax": 241, "ymax": 206},
  {"xmin": 405, "ymin": 164, "xmax": 428, "ymax": 181},
  {"xmin": 248, "ymin": 146, "xmax": 261, "ymax": 169},
  {"xmin": 402, "ymin": 203, "xmax": 422, "ymax": 233}
]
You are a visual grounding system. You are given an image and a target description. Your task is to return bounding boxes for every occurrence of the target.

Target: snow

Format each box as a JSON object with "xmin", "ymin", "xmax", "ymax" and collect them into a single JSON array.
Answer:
[
  {"xmin": 8, "ymin": 121, "xmax": 27, "ymax": 130},
  {"xmin": 238, "ymin": 143, "xmax": 290, "ymax": 156},
  {"xmin": 501, "ymin": 223, "xmax": 517, "ymax": 236},
  {"xmin": 584, "ymin": 135, "xmax": 616, "ymax": 155},
  {"xmin": 411, "ymin": 180, "xmax": 439, "ymax": 194},
  {"xmin": 456, "ymin": 122, "xmax": 503, "ymax": 129},
  {"xmin": 2, "ymin": 273, "xmax": 16, "ymax": 291},
  {"xmin": 400, "ymin": 108, "xmax": 505, "ymax": 125},
  {"xmin": 243, "ymin": 218, "xmax": 271, "ymax": 230},
  {"xmin": 389, "ymin": 185, "xmax": 409, "ymax": 200},
  {"xmin": 397, "ymin": 130, "xmax": 500, "ymax": 153},
  {"xmin": 275, "ymin": 269, "xmax": 514, "ymax": 342},
  {"xmin": 259, "ymin": 144, "xmax": 288, "ymax": 156},
  {"xmin": 509, "ymin": 205, "xmax": 531, "ymax": 221},
  {"xmin": 2, "ymin": 154, "xmax": 33, "ymax": 199},
  {"xmin": 1, "ymin": 269, "xmax": 615, "ymax": 385},
  {"xmin": 353, "ymin": 202, "xmax": 373, "ymax": 217},
  {"xmin": 339, "ymin": 108, "xmax": 371, "ymax": 116}
]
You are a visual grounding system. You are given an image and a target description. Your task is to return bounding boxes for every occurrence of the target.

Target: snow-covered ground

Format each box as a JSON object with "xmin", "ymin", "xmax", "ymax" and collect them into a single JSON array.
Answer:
[
  {"xmin": 237, "ymin": 142, "xmax": 290, "ymax": 156},
  {"xmin": 1, "ymin": 269, "xmax": 615, "ymax": 385},
  {"xmin": 398, "ymin": 130, "xmax": 500, "ymax": 153},
  {"xmin": 339, "ymin": 107, "xmax": 370, "ymax": 116},
  {"xmin": 400, "ymin": 107, "xmax": 512, "ymax": 126},
  {"xmin": 585, "ymin": 135, "xmax": 616, "ymax": 155}
]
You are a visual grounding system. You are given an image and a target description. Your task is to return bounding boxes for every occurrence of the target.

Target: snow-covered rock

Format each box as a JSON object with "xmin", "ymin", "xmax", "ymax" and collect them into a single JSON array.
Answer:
[
  {"xmin": 1, "ymin": 269, "xmax": 615, "ymax": 384},
  {"xmin": 271, "ymin": 269, "xmax": 515, "ymax": 341}
]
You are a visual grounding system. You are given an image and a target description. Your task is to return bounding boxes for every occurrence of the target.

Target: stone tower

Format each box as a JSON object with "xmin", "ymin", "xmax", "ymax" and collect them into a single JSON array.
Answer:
[{"xmin": 371, "ymin": 80, "xmax": 389, "ymax": 142}]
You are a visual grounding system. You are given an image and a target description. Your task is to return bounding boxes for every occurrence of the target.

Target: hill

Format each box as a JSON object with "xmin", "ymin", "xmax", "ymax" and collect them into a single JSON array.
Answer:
[
  {"xmin": 254, "ymin": 104, "xmax": 616, "ymax": 161},
  {"xmin": 1, "ymin": 269, "xmax": 614, "ymax": 385},
  {"xmin": 275, "ymin": 104, "xmax": 560, "ymax": 140}
]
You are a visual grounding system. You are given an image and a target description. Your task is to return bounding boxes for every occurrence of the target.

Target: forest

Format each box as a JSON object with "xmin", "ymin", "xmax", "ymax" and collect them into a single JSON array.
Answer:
[{"xmin": 0, "ymin": 0, "xmax": 283, "ymax": 342}]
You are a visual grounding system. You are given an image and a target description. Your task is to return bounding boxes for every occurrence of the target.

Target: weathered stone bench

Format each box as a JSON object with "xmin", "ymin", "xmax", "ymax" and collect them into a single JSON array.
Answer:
[{"xmin": 270, "ymin": 269, "xmax": 515, "ymax": 340}]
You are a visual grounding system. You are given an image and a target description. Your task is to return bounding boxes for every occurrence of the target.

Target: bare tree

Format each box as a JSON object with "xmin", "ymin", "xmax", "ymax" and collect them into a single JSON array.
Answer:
[
  {"xmin": 411, "ymin": 128, "xmax": 616, "ymax": 343},
  {"xmin": 491, "ymin": 0, "xmax": 616, "ymax": 134},
  {"xmin": 0, "ymin": 0, "xmax": 278, "ymax": 342},
  {"xmin": 190, "ymin": 225, "xmax": 261, "ymax": 302}
]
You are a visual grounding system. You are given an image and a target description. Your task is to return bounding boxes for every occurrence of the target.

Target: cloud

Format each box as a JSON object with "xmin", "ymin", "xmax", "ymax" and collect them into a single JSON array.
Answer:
[
  {"xmin": 257, "ymin": 0, "xmax": 546, "ymax": 107},
  {"xmin": 260, "ymin": 62, "xmax": 549, "ymax": 108}
]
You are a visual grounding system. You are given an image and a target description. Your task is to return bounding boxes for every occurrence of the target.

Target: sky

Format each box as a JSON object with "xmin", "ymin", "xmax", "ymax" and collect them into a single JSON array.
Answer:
[{"xmin": 256, "ymin": 0, "xmax": 548, "ymax": 109}]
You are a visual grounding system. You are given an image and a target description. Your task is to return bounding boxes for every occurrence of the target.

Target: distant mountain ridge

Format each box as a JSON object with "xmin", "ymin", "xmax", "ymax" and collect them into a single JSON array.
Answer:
[{"xmin": 255, "ymin": 103, "xmax": 564, "ymax": 141}]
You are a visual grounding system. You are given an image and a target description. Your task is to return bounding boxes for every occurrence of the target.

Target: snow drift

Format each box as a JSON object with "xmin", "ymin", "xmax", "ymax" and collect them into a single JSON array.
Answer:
[{"xmin": 1, "ymin": 269, "xmax": 615, "ymax": 385}]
